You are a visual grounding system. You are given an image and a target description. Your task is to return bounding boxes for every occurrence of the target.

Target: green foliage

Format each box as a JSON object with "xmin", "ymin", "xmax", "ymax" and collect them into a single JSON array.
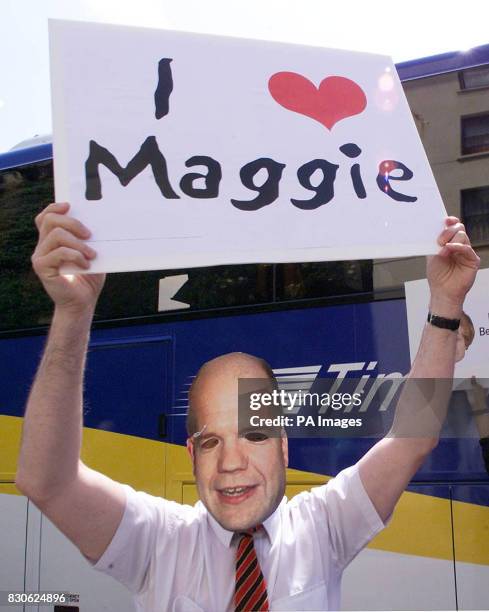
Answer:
[{"xmin": 0, "ymin": 163, "xmax": 54, "ymax": 330}]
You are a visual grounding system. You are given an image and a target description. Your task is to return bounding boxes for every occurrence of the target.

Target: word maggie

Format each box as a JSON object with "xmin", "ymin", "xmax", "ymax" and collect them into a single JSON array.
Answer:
[{"xmin": 85, "ymin": 138, "xmax": 417, "ymax": 209}]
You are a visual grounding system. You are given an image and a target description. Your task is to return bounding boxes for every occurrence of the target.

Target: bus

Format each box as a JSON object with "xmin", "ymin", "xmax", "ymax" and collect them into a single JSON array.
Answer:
[{"xmin": 1, "ymin": 139, "xmax": 488, "ymax": 611}]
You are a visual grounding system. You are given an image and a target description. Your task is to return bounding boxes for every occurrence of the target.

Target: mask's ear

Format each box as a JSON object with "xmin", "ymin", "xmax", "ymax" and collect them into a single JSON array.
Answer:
[
  {"xmin": 187, "ymin": 438, "xmax": 196, "ymax": 474},
  {"xmin": 281, "ymin": 434, "xmax": 289, "ymax": 468}
]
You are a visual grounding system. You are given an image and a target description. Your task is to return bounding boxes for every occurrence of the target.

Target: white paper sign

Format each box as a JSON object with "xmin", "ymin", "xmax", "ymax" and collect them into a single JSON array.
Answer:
[
  {"xmin": 405, "ymin": 268, "xmax": 489, "ymax": 388},
  {"xmin": 49, "ymin": 19, "xmax": 447, "ymax": 273}
]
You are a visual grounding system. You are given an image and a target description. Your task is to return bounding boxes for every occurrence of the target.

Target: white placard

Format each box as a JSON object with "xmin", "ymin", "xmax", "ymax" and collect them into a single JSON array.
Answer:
[
  {"xmin": 49, "ymin": 19, "xmax": 447, "ymax": 273},
  {"xmin": 405, "ymin": 268, "xmax": 489, "ymax": 388}
]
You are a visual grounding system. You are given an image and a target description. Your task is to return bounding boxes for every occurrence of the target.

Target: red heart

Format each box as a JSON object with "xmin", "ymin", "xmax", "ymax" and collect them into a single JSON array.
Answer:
[{"xmin": 268, "ymin": 72, "xmax": 367, "ymax": 130}]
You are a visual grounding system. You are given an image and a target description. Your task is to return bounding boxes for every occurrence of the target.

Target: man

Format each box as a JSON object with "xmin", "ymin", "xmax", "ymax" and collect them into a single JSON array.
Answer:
[
  {"xmin": 466, "ymin": 377, "xmax": 489, "ymax": 475},
  {"xmin": 447, "ymin": 311, "xmax": 489, "ymax": 474},
  {"xmin": 16, "ymin": 202, "xmax": 479, "ymax": 611},
  {"xmin": 454, "ymin": 314, "xmax": 489, "ymax": 474}
]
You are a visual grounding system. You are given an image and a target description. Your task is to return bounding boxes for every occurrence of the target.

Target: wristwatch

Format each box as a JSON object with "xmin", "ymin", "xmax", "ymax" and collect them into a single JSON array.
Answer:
[{"xmin": 427, "ymin": 312, "xmax": 460, "ymax": 331}]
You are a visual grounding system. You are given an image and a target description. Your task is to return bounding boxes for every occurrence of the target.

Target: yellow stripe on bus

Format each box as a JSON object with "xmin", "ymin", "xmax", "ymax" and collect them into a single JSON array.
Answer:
[{"xmin": 1, "ymin": 415, "xmax": 488, "ymax": 565}]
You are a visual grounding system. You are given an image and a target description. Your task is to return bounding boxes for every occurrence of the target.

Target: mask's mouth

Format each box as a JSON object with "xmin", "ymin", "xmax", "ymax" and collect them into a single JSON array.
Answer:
[
  {"xmin": 220, "ymin": 486, "xmax": 249, "ymax": 496},
  {"xmin": 217, "ymin": 485, "xmax": 258, "ymax": 502}
]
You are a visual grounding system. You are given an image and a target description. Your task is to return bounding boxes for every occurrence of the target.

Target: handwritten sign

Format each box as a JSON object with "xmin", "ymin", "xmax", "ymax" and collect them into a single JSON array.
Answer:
[{"xmin": 49, "ymin": 19, "xmax": 446, "ymax": 273}]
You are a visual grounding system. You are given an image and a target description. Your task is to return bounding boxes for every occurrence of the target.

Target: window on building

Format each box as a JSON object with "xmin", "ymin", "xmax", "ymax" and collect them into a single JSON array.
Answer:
[
  {"xmin": 461, "ymin": 114, "xmax": 489, "ymax": 155},
  {"xmin": 459, "ymin": 65, "xmax": 489, "ymax": 90},
  {"xmin": 461, "ymin": 185, "xmax": 489, "ymax": 245}
]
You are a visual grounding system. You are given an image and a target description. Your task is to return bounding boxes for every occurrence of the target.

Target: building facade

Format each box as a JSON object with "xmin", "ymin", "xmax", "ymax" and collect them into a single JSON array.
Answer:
[{"xmin": 375, "ymin": 44, "xmax": 489, "ymax": 295}]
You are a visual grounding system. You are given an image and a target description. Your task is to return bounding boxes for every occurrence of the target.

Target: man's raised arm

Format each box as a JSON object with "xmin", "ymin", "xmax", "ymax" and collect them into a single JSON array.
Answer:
[
  {"xmin": 358, "ymin": 217, "xmax": 480, "ymax": 522},
  {"xmin": 15, "ymin": 202, "xmax": 126, "ymax": 563}
]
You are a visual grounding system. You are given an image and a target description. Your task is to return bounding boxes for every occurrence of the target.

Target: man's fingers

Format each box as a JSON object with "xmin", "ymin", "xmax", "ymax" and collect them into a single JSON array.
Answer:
[
  {"xmin": 445, "ymin": 216, "xmax": 460, "ymax": 226},
  {"xmin": 33, "ymin": 247, "xmax": 91, "ymax": 278},
  {"xmin": 450, "ymin": 229, "xmax": 469, "ymax": 245},
  {"xmin": 440, "ymin": 242, "xmax": 480, "ymax": 264},
  {"xmin": 34, "ymin": 202, "xmax": 70, "ymax": 231},
  {"xmin": 35, "ymin": 227, "xmax": 97, "ymax": 260},
  {"xmin": 437, "ymin": 222, "xmax": 468, "ymax": 246},
  {"xmin": 34, "ymin": 203, "xmax": 95, "ymax": 276},
  {"xmin": 39, "ymin": 212, "xmax": 91, "ymax": 242}
]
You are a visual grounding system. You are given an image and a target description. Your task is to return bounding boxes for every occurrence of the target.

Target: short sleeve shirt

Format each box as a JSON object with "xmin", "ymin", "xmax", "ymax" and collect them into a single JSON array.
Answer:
[{"xmin": 92, "ymin": 464, "xmax": 385, "ymax": 611}]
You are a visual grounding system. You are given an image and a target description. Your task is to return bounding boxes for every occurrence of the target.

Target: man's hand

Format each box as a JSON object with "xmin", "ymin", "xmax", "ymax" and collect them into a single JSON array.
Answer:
[
  {"xmin": 427, "ymin": 217, "xmax": 480, "ymax": 316},
  {"xmin": 32, "ymin": 202, "xmax": 105, "ymax": 314}
]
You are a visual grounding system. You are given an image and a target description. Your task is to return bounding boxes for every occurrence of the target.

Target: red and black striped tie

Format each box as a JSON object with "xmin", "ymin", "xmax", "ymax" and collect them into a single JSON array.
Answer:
[{"xmin": 234, "ymin": 527, "xmax": 269, "ymax": 611}]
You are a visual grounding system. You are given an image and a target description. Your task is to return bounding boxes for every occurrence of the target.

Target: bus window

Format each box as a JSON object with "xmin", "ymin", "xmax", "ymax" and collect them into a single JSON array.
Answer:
[
  {"xmin": 277, "ymin": 261, "xmax": 373, "ymax": 301},
  {"xmin": 0, "ymin": 160, "xmax": 54, "ymax": 331},
  {"xmin": 95, "ymin": 264, "xmax": 274, "ymax": 320},
  {"xmin": 0, "ymin": 151, "xmax": 373, "ymax": 332}
]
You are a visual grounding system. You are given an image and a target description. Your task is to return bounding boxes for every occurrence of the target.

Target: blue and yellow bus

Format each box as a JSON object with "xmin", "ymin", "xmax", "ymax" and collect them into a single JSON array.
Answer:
[{"xmin": 1, "ymin": 141, "xmax": 488, "ymax": 608}]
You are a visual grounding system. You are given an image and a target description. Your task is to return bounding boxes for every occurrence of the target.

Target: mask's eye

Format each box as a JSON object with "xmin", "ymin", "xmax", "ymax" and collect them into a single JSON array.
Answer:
[
  {"xmin": 244, "ymin": 431, "xmax": 269, "ymax": 442},
  {"xmin": 199, "ymin": 437, "xmax": 219, "ymax": 450}
]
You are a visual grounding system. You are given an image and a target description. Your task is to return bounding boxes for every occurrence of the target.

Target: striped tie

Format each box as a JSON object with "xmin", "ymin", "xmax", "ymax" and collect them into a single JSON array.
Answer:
[{"xmin": 234, "ymin": 527, "xmax": 269, "ymax": 611}]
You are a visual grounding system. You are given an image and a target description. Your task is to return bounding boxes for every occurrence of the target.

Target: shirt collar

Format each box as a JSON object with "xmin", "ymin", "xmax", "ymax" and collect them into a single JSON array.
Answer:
[{"xmin": 206, "ymin": 497, "xmax": 285, "ymax": 549}]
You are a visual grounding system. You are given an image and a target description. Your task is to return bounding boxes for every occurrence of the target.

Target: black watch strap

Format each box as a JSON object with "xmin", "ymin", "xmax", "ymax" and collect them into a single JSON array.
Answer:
[{"xmin": 427, "ymin": 312, "xmax": 460, "ymax": 331}]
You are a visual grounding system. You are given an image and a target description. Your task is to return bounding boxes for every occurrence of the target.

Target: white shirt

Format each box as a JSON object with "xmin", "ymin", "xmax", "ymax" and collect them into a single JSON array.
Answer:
[{"xmin": 92, "ymin": 464, "xmax": 384, "ymax": 611}]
